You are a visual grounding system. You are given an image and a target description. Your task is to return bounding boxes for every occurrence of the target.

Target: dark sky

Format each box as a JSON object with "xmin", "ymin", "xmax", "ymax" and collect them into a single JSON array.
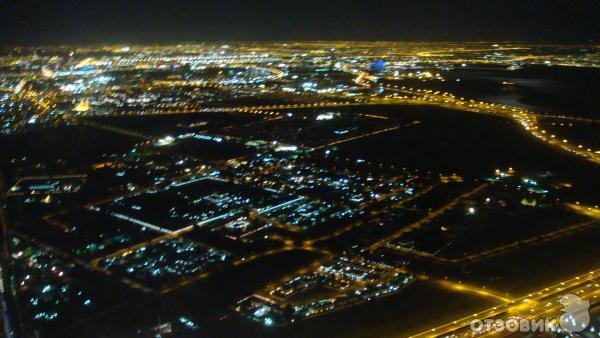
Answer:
[{"xmin": 2, "ymin": 0, "xmax": 599, "ymax": 46}]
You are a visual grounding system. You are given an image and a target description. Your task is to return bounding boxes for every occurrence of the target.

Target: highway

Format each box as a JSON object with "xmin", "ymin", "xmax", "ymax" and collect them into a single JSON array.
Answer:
[{"xmin": 409, "ymin": 268, "xmax": 600, "ymax": 337}]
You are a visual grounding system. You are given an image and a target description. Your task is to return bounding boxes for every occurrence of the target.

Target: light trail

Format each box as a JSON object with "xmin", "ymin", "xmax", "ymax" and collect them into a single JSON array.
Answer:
[{"xmin": 428, "ymin": 278, "xmax": 513, "ymax": 304}]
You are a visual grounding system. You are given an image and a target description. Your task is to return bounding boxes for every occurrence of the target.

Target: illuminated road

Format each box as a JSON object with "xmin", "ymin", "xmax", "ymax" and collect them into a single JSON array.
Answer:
[
  {"xmin": 77, "ymin": 120, "xmax": 152, "ymax": 140},
  {"xmin": 426, "ymin": 277, "xmax": 513, "ymax": 304},
  {"xmin": 64, "ymin": 88, "xmax": 599, "ymax": 167},
  {"xmin": 379, "ymin": 85, "xmax": 600, "ymax": 165},
  {"xmin": 9, "ymin": 53, "xmax": 600, "ymax": 166},
  {"xmin": 161, "ymin": 243, "xmax": 334, "ymax": 295},
  {"xmin": 368, "ymin": 183, "xmax": 489, "ymax": 252},
  {"xmin": 115, "ymin": 91, "xmax": 599, "ymax": 165},
  {"xmin": 409, "ymin": 268, "xmax": 600, "ymax": 337},
  {"xmin": 384, "ymin": 219, "xmax": 597, "ymax": 265},
  {"xmin": 4, "ymin": 43, "xmax": 599, "ymax": 338},
  {"xmin": 313, "ymin": 125, "xmax": 404, "ymax": 150},
  {"xmin": 567, "ymin": 203, "xmax": 600, "ymax": 220}
]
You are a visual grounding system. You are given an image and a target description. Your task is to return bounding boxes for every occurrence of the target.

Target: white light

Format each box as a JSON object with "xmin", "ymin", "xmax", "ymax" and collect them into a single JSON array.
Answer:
[{"xmin": 156, "ymin": 135, "xmax": 175, "ymax": 146}]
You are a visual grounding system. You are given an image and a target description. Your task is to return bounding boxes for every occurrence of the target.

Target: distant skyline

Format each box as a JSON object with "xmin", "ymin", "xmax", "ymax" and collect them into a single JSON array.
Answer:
[{"xmin": 2, "ymin": 0, "xmax": 599, "ymax": 46}]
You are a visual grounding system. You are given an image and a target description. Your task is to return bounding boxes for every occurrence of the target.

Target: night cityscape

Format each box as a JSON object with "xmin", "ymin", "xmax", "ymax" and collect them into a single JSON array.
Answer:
[{"xmin": 1, "ymin": 1, "xmax": 599, "ymax": 337}]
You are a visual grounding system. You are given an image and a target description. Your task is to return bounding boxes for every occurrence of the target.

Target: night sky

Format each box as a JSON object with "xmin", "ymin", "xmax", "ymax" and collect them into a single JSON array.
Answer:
[{"xmin": 2, "ymin": 0, "xmax": 599, "ymax": 46}]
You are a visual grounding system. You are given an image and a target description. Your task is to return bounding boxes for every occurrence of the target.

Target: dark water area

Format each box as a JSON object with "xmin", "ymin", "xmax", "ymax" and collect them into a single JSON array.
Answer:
[{"xmin": 393, "ymin": 65, "xmax": 600, "ymax": 118}]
